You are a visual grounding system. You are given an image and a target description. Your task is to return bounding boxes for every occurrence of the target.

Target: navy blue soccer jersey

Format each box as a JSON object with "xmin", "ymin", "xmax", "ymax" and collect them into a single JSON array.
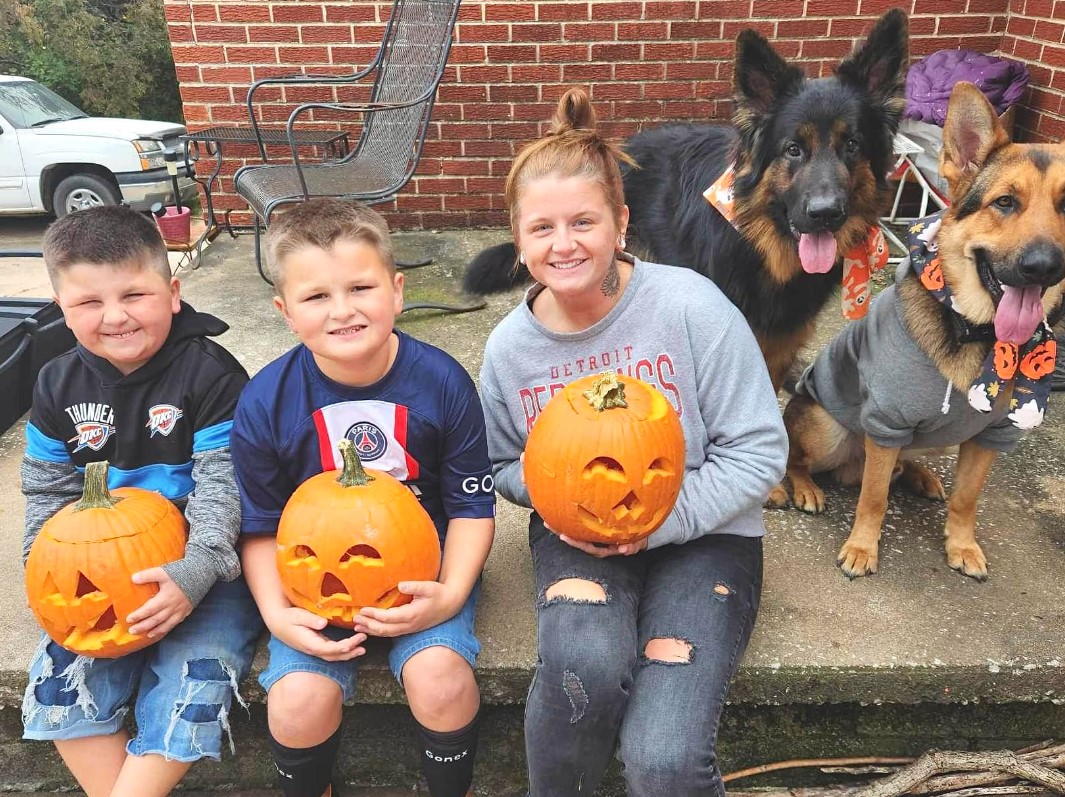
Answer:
[{"xmin": 231, "ymin": 331, "xmax": 496, "ymax": 538}]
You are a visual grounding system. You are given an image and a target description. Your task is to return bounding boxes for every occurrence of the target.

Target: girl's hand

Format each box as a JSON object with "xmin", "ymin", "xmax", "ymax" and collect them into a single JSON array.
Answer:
[{"xmin": 558, "ymin": 534, "xmax": 648, "ymax": 557}]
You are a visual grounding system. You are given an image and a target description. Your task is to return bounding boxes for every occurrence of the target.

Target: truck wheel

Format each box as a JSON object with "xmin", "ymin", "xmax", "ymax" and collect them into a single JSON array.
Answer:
[{"xmin": 53, "ymin": 174, "xmax": 120, "ymax": 218}]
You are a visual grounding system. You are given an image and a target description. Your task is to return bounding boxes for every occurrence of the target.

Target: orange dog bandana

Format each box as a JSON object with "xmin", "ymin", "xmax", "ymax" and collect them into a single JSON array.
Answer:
[{"xmin": 704, "ymin": 166, "xmax": 888, "ymax": 320}]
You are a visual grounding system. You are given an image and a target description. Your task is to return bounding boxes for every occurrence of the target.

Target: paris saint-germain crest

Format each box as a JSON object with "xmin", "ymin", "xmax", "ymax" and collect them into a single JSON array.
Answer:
[{"xmin": 345, "ymin": 421, "xmax": 387, "ymax": 461}]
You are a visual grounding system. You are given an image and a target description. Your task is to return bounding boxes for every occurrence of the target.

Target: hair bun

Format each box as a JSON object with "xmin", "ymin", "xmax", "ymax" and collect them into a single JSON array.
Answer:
[{"xmin": 550, "ymin": 87, "xmax": 597, "ymax": 135}]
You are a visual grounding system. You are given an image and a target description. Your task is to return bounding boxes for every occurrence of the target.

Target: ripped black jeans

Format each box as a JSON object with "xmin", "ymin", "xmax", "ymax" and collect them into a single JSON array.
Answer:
[{"xmin": 525, "ymin": 513, "xmax": 762, "ymax": 797}]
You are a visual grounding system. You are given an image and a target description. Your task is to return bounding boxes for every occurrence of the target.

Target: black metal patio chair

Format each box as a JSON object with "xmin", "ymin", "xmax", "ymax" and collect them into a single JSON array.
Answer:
[{"xmin": 234, "ymin": 0, "xmax": 483, "ymax": 314}]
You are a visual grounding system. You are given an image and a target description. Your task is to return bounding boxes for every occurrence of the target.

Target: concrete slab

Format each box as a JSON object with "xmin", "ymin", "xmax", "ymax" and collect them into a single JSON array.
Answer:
[{"xmin": 1, "ymin": 224, "xmax": 1063, "ymax": 714}]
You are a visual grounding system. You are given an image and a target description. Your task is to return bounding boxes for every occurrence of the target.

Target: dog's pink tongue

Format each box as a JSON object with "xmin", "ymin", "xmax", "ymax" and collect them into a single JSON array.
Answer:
[
  {"xmin": 995, "ymin": 285, "xmax": 1044, "ymax": 344},
  {"xmin": 798, "ymin": 232, "xmax": 838, "ymax": 274}
]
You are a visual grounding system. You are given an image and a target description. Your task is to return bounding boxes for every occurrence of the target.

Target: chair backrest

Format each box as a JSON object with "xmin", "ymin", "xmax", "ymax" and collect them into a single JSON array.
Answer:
[{"xmin": 350, "ymin": 0, "xmax": 461, "ymax": 189}]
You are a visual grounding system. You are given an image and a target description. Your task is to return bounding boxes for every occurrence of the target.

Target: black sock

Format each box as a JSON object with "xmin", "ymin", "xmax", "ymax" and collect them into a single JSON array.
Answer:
[
  {"xmin": 268, "ymin": 724, "xmax": 342, "ymax": 797},
  {"xmin": 415, "ymin": 711, "xmax": 481, "ymax": 797}
]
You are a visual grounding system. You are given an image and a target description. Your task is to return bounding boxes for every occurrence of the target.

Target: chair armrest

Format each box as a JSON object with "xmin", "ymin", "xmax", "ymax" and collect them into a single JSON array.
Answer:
[
  {"xmin": 284, "ymin": 88, "xmax": 443, "ymax": 136},
  {"xmin": 245, "ymin": 55, "xmax": 384, "ymax": 160},
  {"xmin": 282, "ymin": 91, "xmax": 438, "ymax": 199}
]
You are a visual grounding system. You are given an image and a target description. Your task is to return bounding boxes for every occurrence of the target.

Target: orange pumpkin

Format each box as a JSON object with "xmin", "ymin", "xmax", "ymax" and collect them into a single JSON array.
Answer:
[
  {"xmin": 25, "ymin": 461, "xmax": 188, "ymax": 658},
  {"xmin": 919, "ymin": 256, "xmax": 944, "ymax": 291},
  {"xmin": 1020, "ymin": 340, "xmax": 1057, "ymax": 380},
  {"xmin": 524, "ymin": 373, "xmax": 685, "ymax": 545},
  {"xmin": 993, "ymin": 342, "xmax": 1019, "ymax": 380},
  {"xmin": 276, "ymin": 439, "xmax": 441, "ymax": 628}
]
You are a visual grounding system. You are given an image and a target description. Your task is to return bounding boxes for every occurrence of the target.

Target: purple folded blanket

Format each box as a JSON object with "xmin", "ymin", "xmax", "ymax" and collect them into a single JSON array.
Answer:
[{"xmin": 905, "ymin": 49, "xmax": 1029, "ymax": 126}]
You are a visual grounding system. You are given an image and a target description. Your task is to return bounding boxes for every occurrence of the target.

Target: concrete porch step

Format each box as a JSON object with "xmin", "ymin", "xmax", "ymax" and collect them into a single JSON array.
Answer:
[{"xmin": 1, "ymin": 228, "xmax": 1063, "ymax": 794}]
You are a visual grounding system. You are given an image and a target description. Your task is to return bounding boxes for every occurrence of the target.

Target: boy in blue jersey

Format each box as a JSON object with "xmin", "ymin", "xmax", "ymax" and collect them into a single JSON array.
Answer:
[
  {"xmin": 231, "ymin": 198, "xmax": 496, "ymax": 797},
  {"xmin": 20, "ymin": 205, "xmax": 262, "ymax": 797}
]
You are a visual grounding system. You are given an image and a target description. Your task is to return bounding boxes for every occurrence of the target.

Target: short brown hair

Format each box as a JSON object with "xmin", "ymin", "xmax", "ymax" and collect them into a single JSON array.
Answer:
[
  {"xmin": 506, "ymin": 87, "xmax": 634, "ymax": 240},
  {"xmin": 43, "ymin": 205, "xmax": 170, "ymax": 287},
  {"xmin": 264, "ymin": 199, "xmax": 395, "ymax": 292}
]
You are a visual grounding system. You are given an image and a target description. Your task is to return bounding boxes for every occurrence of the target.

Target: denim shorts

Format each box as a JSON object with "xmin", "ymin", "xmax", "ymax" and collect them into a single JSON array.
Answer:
[
  {"xmin": 22, "ymin": 577, "xmax": 263, "ymax": 763},
  {"xmin": 259, "ymin": 580, "xmax": 481, "ymax": 703}
]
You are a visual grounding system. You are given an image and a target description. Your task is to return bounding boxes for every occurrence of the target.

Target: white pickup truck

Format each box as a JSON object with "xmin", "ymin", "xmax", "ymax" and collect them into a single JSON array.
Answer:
[{"xmin": 0, "ymin": 75, "xmax": 197, "ymax": 217}]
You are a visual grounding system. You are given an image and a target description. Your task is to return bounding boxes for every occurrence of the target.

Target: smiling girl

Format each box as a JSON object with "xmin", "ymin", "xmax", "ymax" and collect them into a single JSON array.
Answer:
[{"xmin": 478, "ymin": 88, "xmax": 788, "ymax": 797}]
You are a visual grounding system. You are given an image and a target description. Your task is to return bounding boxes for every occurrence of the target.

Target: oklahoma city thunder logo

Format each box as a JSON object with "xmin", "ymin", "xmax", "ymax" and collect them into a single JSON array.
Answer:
[
  {"xmin": 69, "ymin": 422, "xmax": 115, "ymax": 453},
  {"xmin": 345, "ymin": 421, "xmax": 387, "ymax": 461},
  {"xmin": 146, "ymin": 404, "xmax": 184, "ymax": 438}
]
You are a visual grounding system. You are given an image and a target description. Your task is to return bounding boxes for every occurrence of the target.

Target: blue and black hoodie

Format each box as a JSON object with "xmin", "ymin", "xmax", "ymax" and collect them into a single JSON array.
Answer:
[{"xmin": 21, "ymin": 302, "xmax": 248, "ymax": 607}]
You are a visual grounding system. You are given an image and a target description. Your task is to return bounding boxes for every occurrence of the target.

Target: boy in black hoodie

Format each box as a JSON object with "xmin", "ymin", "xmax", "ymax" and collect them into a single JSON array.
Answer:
[{"xmin": 20, "ymin": 205, "xmax": 262, "ymax": 797}]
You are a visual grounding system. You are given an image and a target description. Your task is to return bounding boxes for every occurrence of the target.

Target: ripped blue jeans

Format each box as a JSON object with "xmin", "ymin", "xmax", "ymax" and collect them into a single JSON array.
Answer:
[
  {"xmin": 526, "ymin": 513, "xmax": 762, "ymax": 797},
  {"xmin": 22, "ymin": 577, "xmax": 263, "ymax": 762}
]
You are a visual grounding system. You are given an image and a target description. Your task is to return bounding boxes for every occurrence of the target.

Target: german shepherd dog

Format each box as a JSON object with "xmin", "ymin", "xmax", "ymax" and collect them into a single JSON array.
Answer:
[
  {"xmin": 462, "ymin": 10, "xmax": 908, "ymax": 395},
  {"xmin": 782, "ymin": 82, "xmax": 1065, "ymax": 581}
]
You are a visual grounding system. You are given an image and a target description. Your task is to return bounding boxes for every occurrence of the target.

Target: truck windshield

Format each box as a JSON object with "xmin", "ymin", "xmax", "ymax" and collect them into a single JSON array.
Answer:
[{"xmin": 0, "ymin": 81, "xmax": 87, "ymax": 129}]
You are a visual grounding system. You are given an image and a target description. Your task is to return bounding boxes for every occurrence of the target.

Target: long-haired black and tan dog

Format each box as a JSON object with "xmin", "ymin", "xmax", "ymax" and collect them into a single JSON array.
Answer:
[
  {"xmin": 463, "ymin": 9, "xmax": 908, "ymax": 393},
  {"xmin": 783, "ymin": 82, "xmax": 1065, "ymax": 581}
]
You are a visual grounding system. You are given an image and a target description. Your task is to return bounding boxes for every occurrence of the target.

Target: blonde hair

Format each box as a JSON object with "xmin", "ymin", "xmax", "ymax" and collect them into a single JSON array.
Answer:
[
  {"xmin": 505, "ymin": 87, "xmax": 634, "ymax": 239},
  {"xmin": 265, "ymin": 198, "xmax": 395, "ymax": 291}
]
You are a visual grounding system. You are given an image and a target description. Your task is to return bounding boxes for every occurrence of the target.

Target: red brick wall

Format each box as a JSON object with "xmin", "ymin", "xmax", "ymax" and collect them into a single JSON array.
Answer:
[
  {"xmin": 167, "ymin": 0, "xmax": 1036, "ymax": 230},
  {"xmin": 999, "ymin": 0, "xmax": 1065, "ymax": 142}
]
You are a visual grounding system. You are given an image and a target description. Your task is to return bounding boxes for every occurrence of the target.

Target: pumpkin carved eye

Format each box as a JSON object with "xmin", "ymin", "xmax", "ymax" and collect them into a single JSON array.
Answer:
[
  {"xmin": 525, "ymin": 373, "xmax": 685, "ymax": 546},
  {"xmin": 275, "ymin": 439, "xmax": 441, "ymax": 629},
  {"xmin": 341, "ymin": 545, "xmax": 382, "ymax": 565},
  {"xmin": 25, "ymin": 460, "xmax": 188, "ymax": 659},
  {"xmin": 645, "ymin": 458, "xmax": 673, "ymax": 483},
  {"xmin": 583, "ymin": 456, "xmax": 626, "ymax": 482}
]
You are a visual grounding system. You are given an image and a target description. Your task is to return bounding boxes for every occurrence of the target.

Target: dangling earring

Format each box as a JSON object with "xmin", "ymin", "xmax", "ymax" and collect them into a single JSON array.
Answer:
[
  {"xmin": 519, "ymin": 251, "xmax": 527, "ymax": 265},
  {"xmin": 618, "ymin": 236, "xmax": 626, "ymax": 250}
]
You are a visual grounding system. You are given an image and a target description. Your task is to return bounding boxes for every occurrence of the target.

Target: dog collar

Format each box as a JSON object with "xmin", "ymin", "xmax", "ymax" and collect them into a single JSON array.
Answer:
[
  {"xmin": 907, "ymin": 212, "xmax": 1056, "ymax": 430},
  {"xmin": 704, "ymin": 166, "xmax": 888, "ymax": 320}
]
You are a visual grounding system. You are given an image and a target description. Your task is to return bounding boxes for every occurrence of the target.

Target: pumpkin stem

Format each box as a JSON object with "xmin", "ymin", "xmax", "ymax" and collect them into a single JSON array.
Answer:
[
  {"xmin": 584, "ymin": 373, "xmax": 628, "ymax": 411},
  {"xmin": 73, "ymin": 461, "xmax": 123, "ymax": 511},
  {"xmin": 336, "ymin": 439, "xmax": 375, "ymax": 487}
]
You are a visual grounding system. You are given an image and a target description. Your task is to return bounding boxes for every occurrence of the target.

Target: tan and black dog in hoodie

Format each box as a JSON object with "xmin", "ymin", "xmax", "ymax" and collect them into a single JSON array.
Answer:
[{"xmin": 778, "ymin": 82, "xmax": 1065, "ymax": 580}]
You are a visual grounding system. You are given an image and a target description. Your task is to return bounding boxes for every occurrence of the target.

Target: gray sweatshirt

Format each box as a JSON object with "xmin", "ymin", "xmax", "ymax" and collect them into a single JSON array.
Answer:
[
  {"xmin": 479, "ymin": 257, "xmax": 787, "ymax": 547},
  {"xmin": 795, "ymin": 259, "xmax": 1024, "ymax": 453}
]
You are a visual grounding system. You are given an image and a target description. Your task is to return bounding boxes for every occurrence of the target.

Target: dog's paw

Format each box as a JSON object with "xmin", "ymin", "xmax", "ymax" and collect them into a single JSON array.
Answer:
[
  {"xmin": 946, "ymin": 542, "xmax": 988, "ymax": 581},
  {"xmin": 837, "ymin": 541, "xmax": 878, "ymax": 578},
  {"xmin": 764, "ymin": 484, "xmax": 791, "ymax": 509},
  {"xmin": 900, "ymin": 461, "xmax": 947, "ymax": 502},
  {"xmin": 792, "ymin": 482, "xmax": 825, "ymax": 514}
]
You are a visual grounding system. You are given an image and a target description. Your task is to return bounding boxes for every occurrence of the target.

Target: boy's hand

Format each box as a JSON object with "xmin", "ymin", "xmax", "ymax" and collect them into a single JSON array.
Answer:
[
  {"xmin": 267, "ymin": 607, "xmax": 367, "ymax": 662},
  {"xmin": 127, "ymin": 568, "xmax": 194, "ymax": 638},
  {"xmin": 353, "ymin": 581, "xmax": 461, "ymax": 638}
]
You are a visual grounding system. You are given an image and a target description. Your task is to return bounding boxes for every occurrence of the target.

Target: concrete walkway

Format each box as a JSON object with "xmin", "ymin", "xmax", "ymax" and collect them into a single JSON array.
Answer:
[{"xmin": 0, "ymin": 219, "xmax": 1063, "ymax": 793}]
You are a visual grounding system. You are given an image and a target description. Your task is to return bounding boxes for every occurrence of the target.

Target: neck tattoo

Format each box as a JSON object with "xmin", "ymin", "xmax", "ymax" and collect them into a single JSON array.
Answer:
[{"xmin": 601, "ymin": 259, "xmax": 621, "ymax": 297}]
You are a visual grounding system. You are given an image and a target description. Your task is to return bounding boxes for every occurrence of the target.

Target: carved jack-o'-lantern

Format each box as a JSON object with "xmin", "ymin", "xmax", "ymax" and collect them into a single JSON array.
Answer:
[
  {"xmin": 25, "ymin": 461, "xmax": 188, "ymax": 658},
  {"xmin": 1019, "ymin": 340, "xmax": 1057, "ymax": 380},
  {"xmin": 276, "ymin": 439, "xmax": 441, "ymax": 628},
  {"xmin": 524, "ymin": 373, "xmax": 685, "ymax": 545},
  {"xmin": 920, "ymin": 256, "xmax": 945, "ymax": 291},
  {"xmin": 994, "ymin": 341, "xmax": 1019, "ymax": 380}
]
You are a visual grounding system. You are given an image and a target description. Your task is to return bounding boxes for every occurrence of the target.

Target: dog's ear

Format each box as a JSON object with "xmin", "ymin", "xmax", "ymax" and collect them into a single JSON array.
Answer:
[
  {"xmin": 940, "ymin": 81, "xmax": 1012, "ymax": 197},
  {"xmin": 733, "ymin": 29, "xmax": 804, "ymax": 133},
  {"xmin": 836, "ymin": 8, "xmax": 909, "ymax": 126}
]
